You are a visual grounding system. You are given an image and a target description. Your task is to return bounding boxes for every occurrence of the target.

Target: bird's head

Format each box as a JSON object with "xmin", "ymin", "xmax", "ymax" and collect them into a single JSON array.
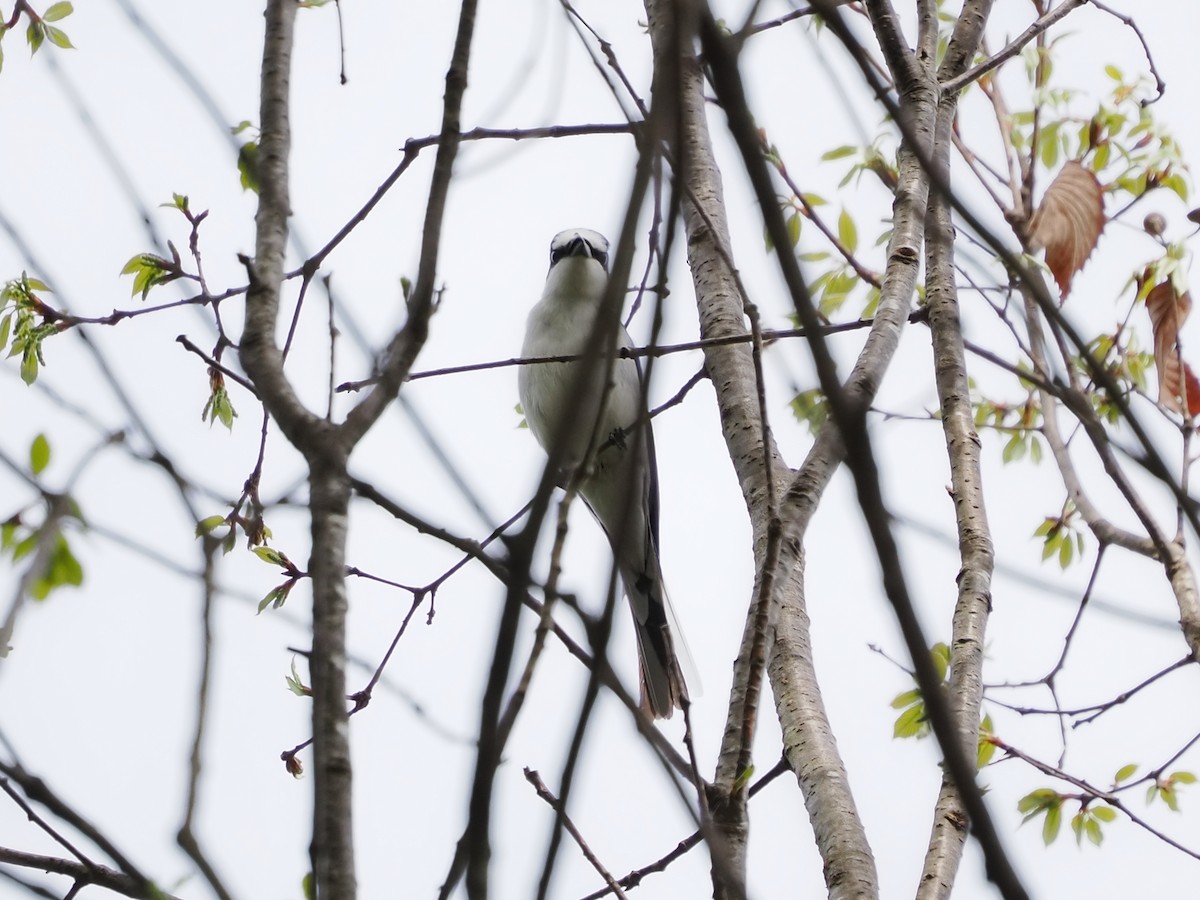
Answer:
[{"xmin": 548, "ymin": 228, "xmax": 610, "ymax": 272}]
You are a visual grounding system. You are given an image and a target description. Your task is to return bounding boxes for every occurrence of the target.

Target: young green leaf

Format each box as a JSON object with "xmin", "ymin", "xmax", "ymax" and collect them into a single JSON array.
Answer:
[
  {"xmin": 286, "ymin": 657, "xmax": 311, "ymax": 696},
  {"xmin": 29, "ymin": 434, "xmax": 50, "ymax": 475},
  {"xmin": 837, "ymin": 208, "xmax": 858, "ymax": 253},
  {"xmin": 1114, "ymin": 763, "xmax": 1138, "ymax": 784},
  {"xmin": 194, "ymin": 515, "xmax": 228, "ymax": 537},
  {"xmin": 44, "ymin": 25, "xmax": 73, "ymax": 49},
  {"xmin": 1042, "ymin": 803, "xmax": 1062, "ymax": 845},
  {"xmin": 42, "ymin": 2, "xmax": 73, "ymax": 21},
  {"xmin": 893, "ymin": 702, "xmax": 926, "ymax": 738},
  {"xmin": 252, "ymin": 546, "xmax": 288, "ymax": 567}
]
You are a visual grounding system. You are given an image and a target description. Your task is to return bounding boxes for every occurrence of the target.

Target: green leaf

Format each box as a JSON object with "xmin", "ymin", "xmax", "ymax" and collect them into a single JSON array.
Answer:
[
  {"xmin": 252, "ymin": 546, "xmax": 287, "ymax": 567},
  {"xmin": 1162, "ymin": 786, "xmax": 1180, "ymax": 812},
  {"xmin": 890, "ymin": 688, "xmax": 921, "ymax": 709},
  {"xmin": 44, "ymin": 25, "xmax": 73, "ymax": 49},
  {"xmin": 1058, "ymin": 536, "xmax": 1073, "ymax": 569},
  {"xmin": 26, "ymin": 19, "xmax": 45, "ymax": 55},
  {"xmin": 1114, "ymin": 763, "xmax": 1138, "ymax": 784},
  {"xmin": 120, "ymin": 253, "xmax": 178, "ymax": 301},
  {"xmin": 32, "ymin": 534, "xmax": 84, "ymax": 599},
  {"xmin": 977, "ymin": 714, "xmax": 996, "ymax": 768},
  {"xmin": 42, "ymin": 2, "xmax": 73, "ymax": 21},
  {"xmin": 893, "ymin": 702, "xmax": 926, "ymax": 738},
  {"xmin": 201, "ymin": 384, "xmax": 238, "ymax": 431},
  {"xmin": 732, "ymin": 764, "xmax": 755, "ymax": 793},
  {"xmin": 1085, "ymin": 817, "xmax": 1103, "ymax": 846},
  {"xmin": 1002, "ymin": 432, "xmax": 1026, "ymax": 463},
  {"xmin": 29, "ymin": 433, "xmax": 50, "ymax": 475},
  {"xmin": 785, "ymin": 211, "xmax": 801, "ymax": 248},
  {"xmin": 1018, "ymin": 788, "xmax": 1058, "ymax": 817},
  {"xmin": 12, "ymin": 531, "xmax": 39, "ymax": 563},
  {"xmin": 1042, "ymin": 803, "xmax": 1062, "ymax": 845},
  {"xmin": 194, "ymin": 515, "xmax": 227, "ymax": 537},
  {"xmin": 237, "ymin": 141, "xmax": 260, "ymax": 193},
  {"xmin": 257, "ymin": 581, "xmax": 294, "ymax": 614},
  {"xmin": 837, "ymin": 208, "xmax": 858, "ymax": 253},
  {"xmin": 0, "ymin": 314, "xmax": 10, "ymax": 352},
  {"xmin": 789, "ymin": 388, "xmax": 828, "ymax": 436},
  {"xmin": 1172, "ymin": 770, "xmax": 1197, "ymax": 784},
  {"xmin": 1071, "ymin": 811, "xmax": 1085, "ymax": 846},
  {"xmin": 286, "ymin": 657, "xmax": 311, "ymax": 696},
  {"xmin": 1092, "ymin": 805, "xmax": 1117, "ymax": 822},
  {"xmin": 977, "ymin": 736, "xmax": 996, "ymax": 768},
  {"xmin": 20, "ymin": 344, "xmax": 39, "ymax": 384},
  {"xmin": 821, "ymin": 145, "xmax": 857, "ymax": 161},
  {"xmin": 930, "ymin": 642, "xmax": 950, "ymax": 683}
]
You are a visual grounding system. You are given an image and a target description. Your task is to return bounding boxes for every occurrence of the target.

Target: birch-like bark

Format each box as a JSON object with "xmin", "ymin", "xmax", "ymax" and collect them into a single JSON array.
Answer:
[
  {"xmin": 643, "ymin": 4, "xmax": 789, "ymax": 892},
  {"xmin": 642, "ymin": 0, "xmax": 945, "ymax": 893},
  {"xmin": 914, "ymin": 124, "xmax": 992, "ymax": 900},
  {"xmin": 915, "ymin": 3, "xmax": 999, "ymax": 895},
  {"xmin": 240, "ymin": 3, "xmax": 356, "ymax": 897}
]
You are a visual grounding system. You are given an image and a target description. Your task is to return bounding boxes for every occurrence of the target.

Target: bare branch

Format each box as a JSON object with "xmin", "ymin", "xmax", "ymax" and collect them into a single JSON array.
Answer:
[
  {"xmin": 0, "ymin": 847, "xmax": 182, "ymax": 900},
  {"xmin": 940, "ymin": 0, "xmax": 1089, "ymax": 96},
  {"xmin": 524, "ymin": 769, "xmax": 629, "ymax": 900}
]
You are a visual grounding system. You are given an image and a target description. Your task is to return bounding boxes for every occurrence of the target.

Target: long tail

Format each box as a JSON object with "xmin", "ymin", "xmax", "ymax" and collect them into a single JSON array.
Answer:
[{"xmin": 622, "ymin": 567, "xmax": 689, "ymax": 719}]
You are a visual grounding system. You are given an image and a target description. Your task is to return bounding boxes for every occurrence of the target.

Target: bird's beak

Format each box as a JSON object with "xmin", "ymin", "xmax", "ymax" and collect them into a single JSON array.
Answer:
[{"xmin": 566, "ymin": 237, "xmax": 591, "ymax": 259}]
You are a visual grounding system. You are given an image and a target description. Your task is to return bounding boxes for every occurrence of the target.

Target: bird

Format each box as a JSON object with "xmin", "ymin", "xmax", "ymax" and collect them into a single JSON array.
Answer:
[{"xmin": 519, "ymin": 227, "xmax": 692, "ymax": 719}]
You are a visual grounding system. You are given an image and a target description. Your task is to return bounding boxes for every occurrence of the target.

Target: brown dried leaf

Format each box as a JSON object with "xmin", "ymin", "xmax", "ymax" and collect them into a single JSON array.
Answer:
[
  {"xmin": 1029, "ymin": 161, "xmax": 1106, "ymax": 299},
  {"xmin": 1146, "ymin": 280, "xmax": 1200, "ymax": 416}
]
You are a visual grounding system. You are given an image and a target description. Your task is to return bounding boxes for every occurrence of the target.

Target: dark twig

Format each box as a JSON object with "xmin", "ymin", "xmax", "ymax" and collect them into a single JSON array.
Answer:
[
  {"xmin": 0, "ymin": 776, "xmax": 96, "ymax": 870},
  {"xmin": 293, "ymin": 124, "xmax": 636, "ymax": 284},
  {"xmin": 524, "ymin": 768, "xmax": 628, "ymax": 900},
  {"xmin": 0, "ymin": 848, "xmax": 181, "ymax": 900},
  {"xmin": 992, "ymin": 737, "xmax": 1200, "ymax": 860},
  {"xmin": 1088, "ymin": 0, "xmax": 1166, "ymax": 103},
  {"xmin": 0, "ymin": 761, "xmax": 152, "ymax": 888},
  {"xmin": 940, "ymin": 0, "xmax": 1088, "ymax": 96},
  {"xmin": 176, "ymin": 335, "xmax": 259, "ymax": 397},
  {"xmin": 574, "ymin": 757, "xmax": 791, "ymax": 900},
  {"xmin": 338, "ymin": 313, "xmax": 925, "ymax": 392},
  {"xmin": 175, "ymin": 537, "xmax": 234, "ymax": 900}
]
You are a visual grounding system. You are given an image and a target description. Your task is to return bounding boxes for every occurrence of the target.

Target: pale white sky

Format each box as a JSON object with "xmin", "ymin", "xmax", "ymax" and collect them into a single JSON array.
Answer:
[{"xmin": 1, "ymin": 2, "xmax": 1199, "ymax": 898}]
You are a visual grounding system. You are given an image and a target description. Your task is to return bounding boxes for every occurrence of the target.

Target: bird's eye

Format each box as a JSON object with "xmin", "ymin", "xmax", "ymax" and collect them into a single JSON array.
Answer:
[{"xmin": 593, "ymin": 250, "xmax": 608, "ymax": 268}]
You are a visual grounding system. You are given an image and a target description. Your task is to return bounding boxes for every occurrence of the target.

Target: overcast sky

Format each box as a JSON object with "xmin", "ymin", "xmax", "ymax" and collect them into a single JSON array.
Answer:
[{"xmin": 2, "ymin": 2, "xmax": 1200, "ymax": 898}]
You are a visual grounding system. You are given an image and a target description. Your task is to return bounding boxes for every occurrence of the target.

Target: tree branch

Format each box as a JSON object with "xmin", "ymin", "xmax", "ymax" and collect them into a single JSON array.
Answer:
[{"xmin": 0, "ymin": 847, "xmax": 181, "ymax": 900}]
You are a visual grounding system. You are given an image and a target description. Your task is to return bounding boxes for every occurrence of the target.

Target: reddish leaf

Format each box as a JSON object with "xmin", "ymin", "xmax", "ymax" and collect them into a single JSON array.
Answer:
[
  {"xmin": 1029, "ymin": 161, "xmax": 1106, "ymax": 299},
  {"xmin": 1146, "ymin": 280, "xmax": 1200, "ymax": 415}
]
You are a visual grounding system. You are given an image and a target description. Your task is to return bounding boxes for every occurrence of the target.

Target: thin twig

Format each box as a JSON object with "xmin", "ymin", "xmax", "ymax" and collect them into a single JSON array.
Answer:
[{"xmin": 524, "ymin": 769, "xmax": 628, "ymax": 900}]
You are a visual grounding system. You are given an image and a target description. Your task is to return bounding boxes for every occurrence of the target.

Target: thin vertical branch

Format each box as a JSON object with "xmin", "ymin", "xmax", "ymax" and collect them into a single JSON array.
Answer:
[
  {"xmin": 340, "ymin": 0, "xmax": 478, "ymax": 447},
  {"xmin": 176, "ymin": 537, "xmax": 234, "ymax": 900}
]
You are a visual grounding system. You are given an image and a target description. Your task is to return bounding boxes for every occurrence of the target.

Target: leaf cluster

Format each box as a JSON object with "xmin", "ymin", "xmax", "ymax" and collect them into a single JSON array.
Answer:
[{"xmin": 1, "ymin": 272, "xmax": 57, "ymax": 384}]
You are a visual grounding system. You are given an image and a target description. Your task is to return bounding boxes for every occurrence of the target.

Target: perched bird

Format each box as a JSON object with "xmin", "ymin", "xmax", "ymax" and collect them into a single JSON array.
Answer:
[{"xmin": 519, "ymin": 227, "xmax": 692, "ymax": 719}]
